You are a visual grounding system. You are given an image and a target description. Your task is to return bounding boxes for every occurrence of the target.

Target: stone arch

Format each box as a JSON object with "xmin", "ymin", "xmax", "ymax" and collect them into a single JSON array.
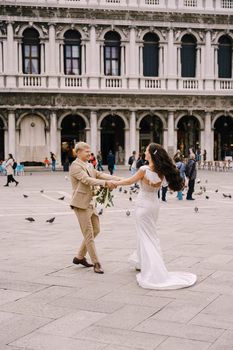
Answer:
[
  {"xmin": 139, "ymin": 29, "xmax": 164, "ymax": 43},
  {"xmin": 137, "ymin": 112, "xmax": 167, "ymax": 129},
  {"xmin": 99, "ymin": 27, "xmax": 125, "ymax": 41},
  {"xmin": 16, "ymin": 111, "xmax": 49, "ymax": 129},
  {"xmin": 0, "ymin": 114, "xmax": 7, "ymax": 129},
  {"xmin": 212, "ymin": 112, "xmax": 233, "ymax": 129},
  {"xmin": 58, "ymin": 111, "xmax": 89, "ymax": 129},
  {"xmin": 98, "ymin": 111, "xmax": 129, "ymax": 130},
  {"xmin": 213, "ymin": 113, "xmax": 233, "ymax": 160},
  {"xmin": 212, "ymin": 31, "xmax": 233, "ymax": 45},
  {"xmin": 177, "ymin": 30, "xmax": 202, "ymax": 44},
  {"xmin": 18, "ymin": 24, "xmax": 45, "ymax": 39},
  {"xmin": 59, "ymin": 25, "xmax": 86, "ymax": 40},
  {"xmin": 175, "ymin": 112, "xmax": 204, "ymax": 130}
]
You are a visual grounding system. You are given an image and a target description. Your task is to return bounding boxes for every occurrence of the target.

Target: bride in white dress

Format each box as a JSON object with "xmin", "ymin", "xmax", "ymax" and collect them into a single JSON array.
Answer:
[{"xmin": 112, "ymin": 143, "xmax": 197, "ymax": 290}]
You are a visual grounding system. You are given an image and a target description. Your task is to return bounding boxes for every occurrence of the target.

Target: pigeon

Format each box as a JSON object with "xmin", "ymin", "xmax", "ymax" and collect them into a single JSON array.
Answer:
[
  {"xmin": 124, "ymin": 190, "xmax": 128, "ymax": 194},
  {"xmin": 129, "ymin": 197, "xmax": 132, "ymax": 201},
  {"xmin": 98, "ymin": 209, "xmax": 103, "ymax": 216},
  {"xmin": 126, "ymin": 210, "xmax": 131, "ymax": 216},
  {"xmin": 200, "ymin": 186, "xmax": 203, "ymax": 190},
  {"xmin": 205, "ymin": 180, "xmax": 208, "ymax": 183},
  {"xmin": 119, "ymin": 187, "xmax": 122, "ymax": 192},
  {"xmin": 25, "ymin": 217, "xmax": 35, "ymax": 222},
  {"xmin": 203, "ymin": 187, "xmax": 206, "ymax": 192},
  {"xmin": 215, "ymin": 189, "xmax": 218, "ymax": 193},
  {"xmin": 65, "ymin": 176, "xmax": 68, "ymax": 180},
  {"xmin": 46, "ymin": 217, "xmax": 55, "ymax": 223},
  {"xmin": 195, "ymin": 191, "xmax": 203, "ymax": 195},
  {"xmin": 129, "ymin": 191, "xmax": 132, "ymax": 195},
  {"xmin": 197, "ymin": 179, "xmax": 201, "ymax": 184},
  {"xmin": 40, "ymin": 190, "xmax": 44, "ymax": 193},
  {"xmin": 23, "ymin": 194, "xmax": 28, "ymax": 198},
  {"xmin": 58, "ymin": 196, "xmax": 65, "ymax": 200},
  {"xmin": 205, "ymin": 196, "xmax": 209, "ymax": 199},
  {"xmin": 223, "ymin": 193, "xmax": 232, "ymax": 199},
  {"xmin": 194, "ymin": 207, "xmax": 198, "ymax": 213}
]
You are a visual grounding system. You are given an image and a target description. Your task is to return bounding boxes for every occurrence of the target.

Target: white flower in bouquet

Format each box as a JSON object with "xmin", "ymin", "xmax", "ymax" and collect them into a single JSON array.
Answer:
[{"xmin": 93, "ymin": 187, "xmax": 114, "ymax": 208}]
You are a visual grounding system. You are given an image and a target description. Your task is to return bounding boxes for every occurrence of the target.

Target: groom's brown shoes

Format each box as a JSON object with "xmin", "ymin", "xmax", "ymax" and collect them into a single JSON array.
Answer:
[
  {"xmin": 94, "ymin": 262, "xmax": 104, "ymax": 274},
  {"xmin": 73, "ymin": 257, "xmax": 93, "ymax": 268}
]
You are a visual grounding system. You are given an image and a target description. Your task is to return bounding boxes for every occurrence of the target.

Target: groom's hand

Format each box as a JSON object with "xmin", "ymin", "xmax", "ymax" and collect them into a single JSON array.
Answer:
[{"xmin": 106, "ymin": 181, "xmax": 117, "ymax": 190}]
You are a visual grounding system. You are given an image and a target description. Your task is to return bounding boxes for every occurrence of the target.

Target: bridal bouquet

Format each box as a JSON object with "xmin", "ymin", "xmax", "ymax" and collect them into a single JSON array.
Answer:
[{"xmin": 94, "ymin": 187, "xmax": 114, "ymax": 208}]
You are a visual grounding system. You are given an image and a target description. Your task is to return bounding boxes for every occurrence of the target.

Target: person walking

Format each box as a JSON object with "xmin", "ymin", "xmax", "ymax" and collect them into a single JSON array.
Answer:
[
  {"xmin": 175, "ymin": 157, "xmax": 186, "ymax": 200},
  {"xmin": 69, "ymin": 142, "xmax": 121, "ymax": 274},
  {"xmin": 4, "ymin": 154, "xmax": 19, "ymax": 187},
  {"xmin": 106, "ymin": 150, "xmax": 115, "ymax": 175},
  {"xmin": 128, "ymin": 151, "xmax": 137, "ymax": 175},
  {"xmin": 136, "ymin": 153, "xmax": 147, "ymax": 170},
  {"xmin": 185, "ymin": 154, "xmax": 197, "ymax": 200},
  {"xmin": 97, "ymin": 151, "xmax": 104, "ymax": 171},
  {"xmin": 50, "ymin": 152, "xmax": 56, "ymax": 171},
  {"xmin": 89, "ymin": 153, "xmax": 97, "ymax": 168}
]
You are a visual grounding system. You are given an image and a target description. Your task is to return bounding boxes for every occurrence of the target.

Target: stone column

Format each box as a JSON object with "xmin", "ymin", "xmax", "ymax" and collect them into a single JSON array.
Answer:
[
  {"xmin": 48, "ymin": 24, "xmax": 58, "ymax": 87},
  {"xmin": 81, "ymin": 42, "xmax": 86, "ymax": 75},
  {"xmin": 100, "ymin": 43, "xmax": 104, "ymax": 75},
  {"xmin": 167, "ymin": 110, "xmax": 175, "ymax": 156},
  {"xmin": 125, "ymin": 128, "xmax": 130, "ymax": 165},
  {"xmin": 40, "ymin": 41, "xmax": 45, "ymax": 74},
  {"xmin": 130, "ymin": 111, "xmax": 136, "ymax": 152},
  {"xmin": 0, "ymin": 42, "xmax": 3, "ymax": 73},
  {"xmin": 50, "ymin": 111, "xmax": 57, "ymax": 156},
  {"xmin": 6, "ymin": 22, "xmax": 16, "ymax": 87},
  {"xmin": 8, "ymin": 110, "xmax": 16, "ymax": 157},
  {"xmin": 121, "ymin": 44, "xmax": 125, "ymax": 76},
  {"xmin": 128, "ymin": 27, "xmax": 138, "ymax": 88},
  {"xmin": 17, "ymin": 40, "xmax": 23, "ymax": 73},
  {"xmin": 4, "ymin": 129, "xmax": 9, "ymax": 159},
  {"xmin": 158, "ymin": 45, "xmax": 164, "ymax": 77},
  {"xmin": 85, "ymin": 127, "xmax": 91, "ymax": 146},
  {"xmin": 90, "ymin": 111, "xmax": 98, "ymax": 155},
  {"xmin": 59, "ymin": 41, "xmax": 64, "ymax": 74},
  {"xmin": 204, "ymin": 111, "xmax": 213, "ymax": 161},
  {"xmin": 89, "ymin": 25, "xmax": 99, "ymax": 88},
  {"xmin": 139, "ymin": 44, "xmax": 143, "ymax": 76},
  {"xmin": 167, "ymin": 28, "xmax": 177, "ymax": 89},
  {"xmin": 196, "ymin": 45, "xmax": 201, "ymax": 78}
]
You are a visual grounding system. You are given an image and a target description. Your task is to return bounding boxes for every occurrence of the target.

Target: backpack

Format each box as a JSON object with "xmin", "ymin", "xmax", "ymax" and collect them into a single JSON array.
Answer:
[
  {"xmin": 128, "ymin": 156, "xmax": 134, "ymax": 165},
  {"xmin": 12, "ymin": 161, "xmax": 17, "ymax": 170}
]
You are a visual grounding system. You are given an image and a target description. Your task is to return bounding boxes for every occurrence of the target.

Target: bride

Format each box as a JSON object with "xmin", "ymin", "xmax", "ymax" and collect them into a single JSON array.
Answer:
[{"xmin": 112, "ymin": 143, "xmax": 197, "ymax": 290}]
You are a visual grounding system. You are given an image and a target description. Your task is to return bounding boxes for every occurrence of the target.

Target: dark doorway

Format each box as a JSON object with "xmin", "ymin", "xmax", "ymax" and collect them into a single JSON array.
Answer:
[
  {"xmin": 101, "ymin": 115, "xmax": 125, "ymax": 164},
  {"xmin": 0, "ymin": 118, "xmax": 4, "ymax": 161},
  {"xmin": 61, "ymin": 115, "xmax": 86, "ymax": 164},
  {"xmin": 177, "ymin": 116, "xmax": 200, "ymax": 157},
  {"xmin": 214, "ymin": 116, "xmax": 233, "ymax": 160},
  {"xmin": 139, "ymin": 115, "xmax": 163, "ymax": 151}
]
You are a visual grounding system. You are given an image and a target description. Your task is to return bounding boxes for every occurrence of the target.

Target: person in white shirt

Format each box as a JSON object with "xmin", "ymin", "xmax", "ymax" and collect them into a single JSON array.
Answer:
[{"xmin": 4, "ymin": 154, "xmax": 19, "ymax": 187}]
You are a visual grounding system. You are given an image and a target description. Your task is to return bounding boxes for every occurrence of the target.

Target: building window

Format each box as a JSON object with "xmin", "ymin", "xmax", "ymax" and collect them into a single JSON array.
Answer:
[
  {"xmin": 143, "ymin": 33, "xmax": 159, "ymax": 77},
  {"xmin": 218, "ymin": 35, "xmax": 232, "ymax": 78},
  {"xmin": 221, "ymin": 0, "xmax": 233, "ymax": 8},
  {"xmin": 22, "ymin": 28, "xmax": 40, "ymax": 74},
  {"xmin": 184, "ymin": 0, "xmax": 197, "ymax": 6},
  {"xmin": 104, "ymin": 31, "xmax": 121, "ymax": 76},
  {"xmin": 181, "ymin": 34, "xmax": 197, "ymax": 78},
  {"xmin": 145, "ymin": 0, "xmax": 160, "ymax": 4},
  {"xmin": 64, "ymin": 30, "xmax": 81, "ymax": 75}
]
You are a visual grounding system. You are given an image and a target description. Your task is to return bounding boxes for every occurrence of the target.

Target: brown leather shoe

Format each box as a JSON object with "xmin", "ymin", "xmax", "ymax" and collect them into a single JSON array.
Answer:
[
  {"xmin": 73, "ymin": 257, "xmax": 93, "ymax": 268},
  {"xmin": 94, "ymin": 262, "xmax": 104, "ymax": 274}
]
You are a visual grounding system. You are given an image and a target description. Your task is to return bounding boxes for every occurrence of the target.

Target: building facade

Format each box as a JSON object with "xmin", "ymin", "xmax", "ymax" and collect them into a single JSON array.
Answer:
[{"xmin": 0, "ymin": 0, "xmax": 233, "ymax": 164}]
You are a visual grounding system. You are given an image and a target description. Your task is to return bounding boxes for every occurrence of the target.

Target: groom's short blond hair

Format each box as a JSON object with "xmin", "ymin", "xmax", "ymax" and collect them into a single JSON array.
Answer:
[{"xmin": 74, "ymin": 142, "xmax": 90, "ymax": 153}]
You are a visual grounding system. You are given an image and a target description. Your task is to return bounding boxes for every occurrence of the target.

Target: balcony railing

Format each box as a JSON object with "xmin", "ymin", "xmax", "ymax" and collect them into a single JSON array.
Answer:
[
  {"xmin": 1, "ymin": 0, "xmax": 233, "ymax": 11},
  {"xmin": 1, "ymin": 74, "xmax": 233, "ymax": 93}
]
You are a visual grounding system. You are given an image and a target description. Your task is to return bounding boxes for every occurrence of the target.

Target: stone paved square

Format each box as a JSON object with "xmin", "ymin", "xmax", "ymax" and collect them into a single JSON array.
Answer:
[{"xmin": 0, "ymin": 169, "xmax": 233, "ymax": 350}]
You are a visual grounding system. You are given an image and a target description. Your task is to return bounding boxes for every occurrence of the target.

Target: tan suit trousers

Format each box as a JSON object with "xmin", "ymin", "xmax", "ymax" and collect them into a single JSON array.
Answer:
[{"xmin": 74, "ymin": 205, "xmax": 100, "ymax": 264}]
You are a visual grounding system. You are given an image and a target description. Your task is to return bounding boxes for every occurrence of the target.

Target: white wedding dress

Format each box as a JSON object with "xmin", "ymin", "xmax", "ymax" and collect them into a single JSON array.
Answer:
[{"xmin": 129, "ymin": 165, "xmax": 197, "ymax": 290}]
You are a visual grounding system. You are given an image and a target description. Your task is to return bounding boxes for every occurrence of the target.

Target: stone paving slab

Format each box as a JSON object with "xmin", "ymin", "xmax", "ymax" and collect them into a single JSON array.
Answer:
[{"xmin": 0, "ymin": 170, "xmax": 233, "ymax": 349}]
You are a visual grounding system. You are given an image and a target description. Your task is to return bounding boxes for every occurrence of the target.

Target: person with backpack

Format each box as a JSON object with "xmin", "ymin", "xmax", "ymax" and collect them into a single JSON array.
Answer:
[
  {"xmin": 50, "ymin": 152, "xmax": 56, "ymax": 171},
  {"xmin": 185, "ymin": 153, "xmax": 197, "ymax": 200},
  {"xmin": 128, "ymin": 151, "xmax": 137, "ymax": 175},
  {"xmin": 175, "ymin": 156, "xmax": 186, "ymax": 200},
  {"xmin": 4, "ymin": 154, "xmax": 19, "ymax": 187}
]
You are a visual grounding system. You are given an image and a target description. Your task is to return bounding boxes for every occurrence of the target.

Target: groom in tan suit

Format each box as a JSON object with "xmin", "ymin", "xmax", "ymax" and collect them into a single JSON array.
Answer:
[{"xmin": 70, "ymin": 142, "xmax": 121, "ymax": 274}]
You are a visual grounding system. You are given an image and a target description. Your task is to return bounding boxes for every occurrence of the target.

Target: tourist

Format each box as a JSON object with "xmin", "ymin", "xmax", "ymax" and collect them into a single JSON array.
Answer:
[
  {"xmin": 107, "ymin": 150, "xmax": 115, "ymax": 175},
  {"xmin": 136, "ymin": 153, "xmax": 147, "ymax": 170},
  {"xmin": 3, "ymin": 154, "xmax": 19, "ymax": 187},
  {"xmin": 185, "ymin": 153, "xmax": 197, "ymax": 200},
  {"xmin": 128, "ymin": 151, "xmax": 137, "ymax": 174},
  {"xmin": 43, "ymin": 157, "xmax": 50, "ymax": 168},
  {"xmin": 175, "ymin": 156, "xmax": 186, "ymax": 200},
  {"xmin": 97, "ymin": 151, "xmax": 104, "ymax": 171},
  {"xmin": 89, "ymin": 153, "xmax": 97, "ymax": 168},
  {"xmin": 50, "ymin": 152, "xmax": 56, "ymax": 171}
]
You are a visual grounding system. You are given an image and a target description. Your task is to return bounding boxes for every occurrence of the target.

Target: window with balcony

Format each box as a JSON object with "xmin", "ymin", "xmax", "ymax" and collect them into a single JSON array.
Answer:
[
  {"xmin": 184, "ymin": 0, "xmax": 197, "ymax": 6},
  {"xmin": 181, "ymin": 34, "xmax": 197, "ymax": 78},
  {"xmin": 221, "ymin": 0, "xmax": 233, "ymax": 8},
  {"xmin": 218, "ymin": 35, "xmax": 232, "ymax": 78},
  {"xmin": 104, "ymin": 31, "xmax": 121, "ymax": 76},
  {"xmin": 22, "ymin": 28, "xmax": 40, "ymax": 74},
  {"xmin": 64, "ymin": 30, "xmax": 81, "ymax": 75},
  {"xmin": 143, "ymin": 33, "xmax": 159, "ymax": 77}
]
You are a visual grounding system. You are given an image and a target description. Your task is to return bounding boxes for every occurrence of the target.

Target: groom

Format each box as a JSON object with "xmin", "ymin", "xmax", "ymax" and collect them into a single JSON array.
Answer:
[{"xmin": 69, "ymin": 142, "xmax": 121, "ymax": 274}]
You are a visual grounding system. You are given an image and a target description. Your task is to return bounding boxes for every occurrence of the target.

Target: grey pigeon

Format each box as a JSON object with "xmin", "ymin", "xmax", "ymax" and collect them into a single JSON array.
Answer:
[
  {"xmin": 98, "ymin": 209, "xmax": 103, "ymax": 216},
  {"xmin": 194, "ymin": 207, "xmax": 198, "ymax": 213},
  {"xmin": 23, "ymin": 194, "xmax": 28, "ymax": 198},
  {"xmin": 46, "ymin": 217, "xmax": 55, "ymax": 223},
  {"xmin": 25, "ymin": 217, "xmax": 35, "ymax": 222},
  {"xmin": 58, "ymin": 196, "xmax": 65, "ymax": 200},
  {"xmin": 126, "ymin": 210, "xmax": 131, "ymax": 216}
]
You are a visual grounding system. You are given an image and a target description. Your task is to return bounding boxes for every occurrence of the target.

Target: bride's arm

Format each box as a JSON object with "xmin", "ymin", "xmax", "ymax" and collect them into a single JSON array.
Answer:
[{"xmin": 112, "ymin": 169, "xmax": 161, "ymax": 188}]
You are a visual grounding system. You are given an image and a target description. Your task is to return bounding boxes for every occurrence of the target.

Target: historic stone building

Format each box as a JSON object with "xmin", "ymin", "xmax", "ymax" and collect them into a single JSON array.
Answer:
[{"xmin": 0, "ymin": 0, "xmax": 233, "ymax": 165}]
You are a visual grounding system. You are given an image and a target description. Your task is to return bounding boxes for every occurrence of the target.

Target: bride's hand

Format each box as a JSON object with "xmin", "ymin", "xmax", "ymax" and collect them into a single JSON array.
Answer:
[{"xmin": 111, "ymin": 180, "xmax": 120, "ymax": 187}]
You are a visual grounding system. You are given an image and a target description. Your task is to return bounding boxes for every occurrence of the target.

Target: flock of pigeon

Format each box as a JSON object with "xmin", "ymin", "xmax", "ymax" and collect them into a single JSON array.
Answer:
[
  {"xmin": 23, "ymin": 177, "xmax": 232, "ymax": 223},
  {"xmin": 24, "ymin": 191, "xmax": 65, "ymax": 223},
  {"xmin": 193, "ymin": 178, "xmax": 232, "ymax": 213}
]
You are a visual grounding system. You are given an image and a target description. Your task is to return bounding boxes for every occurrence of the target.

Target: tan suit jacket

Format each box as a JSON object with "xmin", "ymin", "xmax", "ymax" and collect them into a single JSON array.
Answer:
[{"xmin": 69, "ymin": 158, "xmax": 121, "ymax": 209}]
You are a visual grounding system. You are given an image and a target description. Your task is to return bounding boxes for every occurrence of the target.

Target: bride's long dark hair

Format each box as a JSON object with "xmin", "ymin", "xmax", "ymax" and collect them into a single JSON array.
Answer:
[{"xmin": 148, "ymin": 143, "xmax": 184, "ymax": 191}]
